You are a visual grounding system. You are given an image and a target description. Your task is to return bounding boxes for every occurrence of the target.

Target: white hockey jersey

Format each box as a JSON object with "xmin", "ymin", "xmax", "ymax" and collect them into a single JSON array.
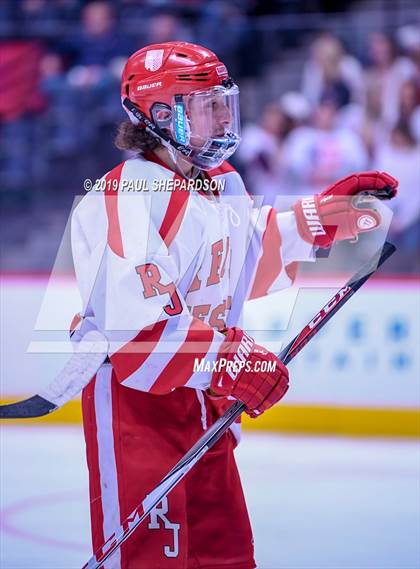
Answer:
[{"xmin": 71, "ymin": 153, "xmax": 313, "ymax": 395}]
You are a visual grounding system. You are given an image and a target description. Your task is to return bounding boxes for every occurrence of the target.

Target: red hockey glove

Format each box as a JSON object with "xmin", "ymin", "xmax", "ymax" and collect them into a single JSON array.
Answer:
[
  {"xmin": 293, "ymin": 171, "xmax": 398, "ymax": 248},
  {"xmin": 209, "ymin": 327, "xmax": 289, "ymax": 418}
]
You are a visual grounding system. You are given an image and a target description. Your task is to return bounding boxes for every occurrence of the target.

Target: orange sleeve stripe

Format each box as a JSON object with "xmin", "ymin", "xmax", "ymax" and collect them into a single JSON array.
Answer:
[
  {"xmin": 249, "ymin": 208, "xmax": 283, "ymax": 300},
  {"xmin": 285, "ymin": 261, "xmax": 298, "ymax": 283},
  {"xmin": 104, "ymin": 162, "xmax": 125, "ymax": 258},
  {"xmin": 110, "ymin": 320, "xmax": 168, "ymax": 383},
  {"xmin": 158, "ymin": 175, "xmax": 190, "ymax": 247},
  {"xmin": 69, "ymin": 312, "xmax": 82, "ymax": 334},
  {"xmin": 150, "ymin": 318, "xmax": 214, "ymax": 394}
]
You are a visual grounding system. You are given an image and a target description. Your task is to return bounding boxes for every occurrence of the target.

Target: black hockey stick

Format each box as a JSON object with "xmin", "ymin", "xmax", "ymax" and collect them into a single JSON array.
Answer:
[{"xmin": 83, "ymin": 241, "xmax": 396, "ymax": 569}]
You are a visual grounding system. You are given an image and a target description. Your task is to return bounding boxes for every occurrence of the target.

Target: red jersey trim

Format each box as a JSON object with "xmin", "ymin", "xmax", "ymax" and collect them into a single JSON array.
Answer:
[
  {"xmin": 159, "ymin": 174, "xmax": 190, "ymax": 247},
  {"xmin": 143, "ymin": 149, "xmax": 175, "ymax": 174},
  {"xmin": 69, "ymin": 312, "xmax": 82, "ymax": 332},
  {"xmin": 207, "ymin": 161, "xmax": 236, "ymax": 176},
  {"xmin": 150, "ymin": 318, "xmax": 215, "ymax": 394},
  {"xmin": 285, "ymin": 261, "xmax": 298, "ymax": 283},
  {"xmin": 249, "ymin": 208, "xmax": 283, "ymax": 300},
  {"xmin": 104, "ymin": 162, "xmax": 125, "ymax": 258},
  {"xmin": 111, "ymin": 320, "xmax": 168, "ymax": 383}
]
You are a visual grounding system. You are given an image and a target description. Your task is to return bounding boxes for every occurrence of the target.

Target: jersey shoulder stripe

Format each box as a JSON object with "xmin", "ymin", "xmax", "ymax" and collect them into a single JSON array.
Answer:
[
  {"xmin": 104, "ymin": 161, "xmax": 125, "ymax": 257},
  {"xmin": 159, "ymin": 174, "xmax": 190, "ymax": 247}
]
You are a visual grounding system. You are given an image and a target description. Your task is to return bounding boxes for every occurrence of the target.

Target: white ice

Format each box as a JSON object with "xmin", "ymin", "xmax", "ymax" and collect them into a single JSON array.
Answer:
[{"xmin": 0, "ymin": 426, "xmax": 419, "ymax": 569}]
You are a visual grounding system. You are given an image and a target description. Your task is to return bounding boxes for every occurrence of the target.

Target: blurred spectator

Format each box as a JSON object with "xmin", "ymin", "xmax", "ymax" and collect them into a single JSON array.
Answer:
[
  {"xmin": 146, "ymin": 10, "xmax": 193, "ymax": 45},
  {"xmin": 283, "ymin": 94, "xmax": 369, "ymax": 194},
  {"xmin": 397, "ymin": 79, "xmax": 420, "ymax": 142},
  {"xmin": 238, "ymin": 93, "xmax": 310, "ymax": 203},
  {"xmin": 373, "ymin": 122, "xmax": 420, "ymax": 263},
  {"xmin": 0, "ymin": 1, "xmax": 418, "ymax": 273},
  {"xmin": 280, "ymin": 92, "xmax": 312, "ymax": 123},
  {"xmin": 19, "ymin": 0, "xmax": 59, "ymax": 32},
  {"xmin": 396, "ymin": 24, "xmax": 420, "ymax": 68},
  {"xmin": 302, "ymin": 33, "xmax": 365, "ymax": 109},
  {"xmin": 238, "ymin": 103, "xmax": 285, "ymax": 201},
  {"xmin": 65, "ymin": 1, "xmax": 134, "ymax": 68},
  {"xmin": 42, "ymin": 2, "xmax": 132, "ymax": 158},
  {"xmin": 197, "ymin": 2, "xmax": 247, "ymax": 78},
  {"xmin": 17, "ymin": 0, "xmax": 82, "ymax": 36},
  {"xmin": 39, "ymin": 52, "xmax": 81, "ymax": 155},
  {"xmin": 364, "ymin": 31, "xmax": 417, "ymax": 131}
]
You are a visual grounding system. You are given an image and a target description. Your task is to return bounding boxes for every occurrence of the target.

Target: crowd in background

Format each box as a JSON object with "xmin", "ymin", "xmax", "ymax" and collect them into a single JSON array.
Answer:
[
  {"xmin": 239, "ymin": 28, "xmax": 420, "ymax": 267},
  {"xmin": 0, "ymin": 0, "xmax": 418, "ymax": 272}
]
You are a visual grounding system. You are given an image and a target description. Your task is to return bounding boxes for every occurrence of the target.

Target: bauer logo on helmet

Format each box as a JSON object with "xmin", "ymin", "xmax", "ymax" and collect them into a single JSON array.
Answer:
[{"xmin": 136, "ymin": 81, "xmax": 163, "ymax": 92}]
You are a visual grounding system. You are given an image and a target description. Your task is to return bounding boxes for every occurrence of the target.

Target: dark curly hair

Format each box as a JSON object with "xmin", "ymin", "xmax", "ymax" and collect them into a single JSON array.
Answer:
[{"xmin": 115, "ymin": 120, "xmax": 162, "ymax": 153}]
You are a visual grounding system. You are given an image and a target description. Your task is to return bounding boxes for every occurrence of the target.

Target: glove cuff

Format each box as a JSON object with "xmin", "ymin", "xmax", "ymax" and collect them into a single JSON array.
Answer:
[{"xmin": 293, "ymin": 196, "xmax": 333, "ymax": 248}]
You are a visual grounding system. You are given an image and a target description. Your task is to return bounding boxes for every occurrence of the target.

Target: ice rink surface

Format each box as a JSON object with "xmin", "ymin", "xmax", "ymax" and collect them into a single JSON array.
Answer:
[{"xmin": 1, "ymin": 426, "xmax": 419, "ymax": 569}]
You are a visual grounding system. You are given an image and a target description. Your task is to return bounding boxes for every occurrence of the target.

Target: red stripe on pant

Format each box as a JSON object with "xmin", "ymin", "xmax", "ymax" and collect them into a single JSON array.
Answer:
[{"xmin": 82, "ymin": 375, "xmax": 106, "ymax": 560}]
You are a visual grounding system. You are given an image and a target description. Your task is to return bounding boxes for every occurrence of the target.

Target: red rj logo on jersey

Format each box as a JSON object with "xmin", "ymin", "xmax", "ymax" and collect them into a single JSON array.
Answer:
[{"xmin": 136, "ymin": 263, "xmax": 183, "ymax": 316}]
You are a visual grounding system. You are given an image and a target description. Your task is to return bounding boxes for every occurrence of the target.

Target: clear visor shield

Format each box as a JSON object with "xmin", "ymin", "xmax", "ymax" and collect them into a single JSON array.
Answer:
[{"xmin": 172, "ymin": 83, "xmax": 241, "ymax": 170}]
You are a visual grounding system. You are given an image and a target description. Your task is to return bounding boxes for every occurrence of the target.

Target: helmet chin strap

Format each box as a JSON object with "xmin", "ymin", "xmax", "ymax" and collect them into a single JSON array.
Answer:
[{"xmin": 167, "ymin": 145, "xmax": 200, "ymax": 180}]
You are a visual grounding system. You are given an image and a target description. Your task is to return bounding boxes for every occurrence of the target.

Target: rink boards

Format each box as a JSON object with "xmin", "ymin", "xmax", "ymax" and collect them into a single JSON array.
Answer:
[{"xmin": 1, "ymin": 274, "xmax": 419, "ymax": 436}]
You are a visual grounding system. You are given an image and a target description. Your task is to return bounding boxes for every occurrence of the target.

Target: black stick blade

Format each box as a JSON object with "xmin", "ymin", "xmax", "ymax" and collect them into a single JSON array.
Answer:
[{"xmin": 0, "ymin": 395, "xmax": 57, "ymax": 419}]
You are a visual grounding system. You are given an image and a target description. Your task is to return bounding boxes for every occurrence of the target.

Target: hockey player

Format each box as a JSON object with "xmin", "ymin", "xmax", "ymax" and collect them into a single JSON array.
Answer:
[{"xmin": 71, "ymin": 42, "xmax": 397, "ymax": 568}]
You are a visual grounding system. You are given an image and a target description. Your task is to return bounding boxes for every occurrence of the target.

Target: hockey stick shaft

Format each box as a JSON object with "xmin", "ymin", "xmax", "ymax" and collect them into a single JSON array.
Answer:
[
  {"xmin": 84, "ymin": 241, "xmax": 396, "ymax": 569},
  {"xmin": 279, "ymin": 240, "xmax": 396, "ymax": 365}
]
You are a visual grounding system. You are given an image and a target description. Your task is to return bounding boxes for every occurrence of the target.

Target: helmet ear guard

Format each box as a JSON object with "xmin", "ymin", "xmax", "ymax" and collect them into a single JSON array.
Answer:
[
  {"xmin": 122, "ymin": 97, "xmax": 193, "ymax": 159},
  {"xmin": 151, "ymin": 103, "xmax": 172, "ymax": 130}
]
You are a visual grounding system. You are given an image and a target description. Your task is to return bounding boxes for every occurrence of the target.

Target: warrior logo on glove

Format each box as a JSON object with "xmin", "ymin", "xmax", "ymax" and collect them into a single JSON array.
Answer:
[{"xmin": 294, "ymin": 171, "xmax": 398, "ymax": 248}]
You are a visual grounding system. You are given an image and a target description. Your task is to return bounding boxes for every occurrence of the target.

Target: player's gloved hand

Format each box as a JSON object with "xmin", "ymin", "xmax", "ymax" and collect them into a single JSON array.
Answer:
[
  {"xmin": 293, "ymin": 171, "xmax": 398, "ymax": 248},
  {"xmin": 209, "ymin": 327, "xmax": 289, "ymax": 418}
]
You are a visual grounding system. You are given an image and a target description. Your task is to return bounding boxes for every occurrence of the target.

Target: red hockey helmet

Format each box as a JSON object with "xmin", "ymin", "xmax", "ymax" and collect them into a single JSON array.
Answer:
[{"xmin": 121, "ymin": 42, "xmax": 241, "ymax": 170}]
